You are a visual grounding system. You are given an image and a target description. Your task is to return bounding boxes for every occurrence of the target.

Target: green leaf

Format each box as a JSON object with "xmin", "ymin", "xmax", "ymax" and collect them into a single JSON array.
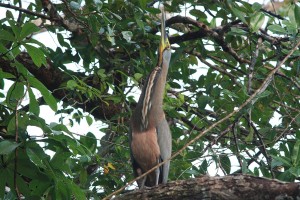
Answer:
[
  {"xmin": 292, "ymin": 140, "xmax": 300, "ymax": 165},
  {"xmin": 80, "ymin": 132, "xmax": 97, "ymax": 153},
  {"xmin": 28, "ymin": 88, "xmax": 40, "ymax": 115},
  {"xmin": 27, "ymin": 76, "xmax": 57, "ymax": 112},
  {"xmin": 121, "ymin": 31, "xmax": 133, "ymax": 42},
  {"xmin": 110, "ymin": 11, "xmax": 122, "ymax": 20},
  {"xmin": 23, "ymin": 44, "xmax": 47, "ymax": 67},
  {"xmin": 223, "ymin": 89, "xmax": 239, "ymax": 98},
  {"xmin": 15, "ymin": 173, "xmax": 31, "ymax": 197},
  {"xmin": 245, "ymin": 128, "xmax": 254, "ymax": 142},
  {"xmin": 0, "ymin": 170, "xmax": 6, "ymax": 198},
  {"xmin": 190, "ymin": 9, "xmax": 207, "ymax": 19},
  {"xmin": 295, "ymin": 4, "xmax": 300, "ymax": 27},
  {"xmin": 57, "ymin": 33, "xmax": 70, "ymax": 48},
  {"xmin": 20, "ymin": 23, "xmax": 39, "ymax": 40},
  {"xmin": 289, "ymin": 166, "xmax": 300, "ymax": 177},
  {"xmin": 271, "ymin": 155, "xmax": 292, "ymax": 167},
  {"xmin": 86, "ymin": 115, "xmax": 93, "ymax": 126},
  {"xmin": 70, "ymin": 1, "xmax": 81, "ymax": 10},
  {"xmin": 278, "ymin": 170, "xmax": 295, "ymax": 182},
  {"xmin": 199, "ymin": 159, "xmax": 208, "ymax": 174},
  {"xmin": 250, "ymin": 12, "xmax": 265, "ymax": 32},
  {"xmin": 241, "ymin": 158, "xmax": 248, "ymax": 174},
  {"xmin": 6, "ymin": 82, "xmax": 24, "ymax": 108},
  {"xmin": 229, "ymin": 27, "xmax": 248, "ymax": 36},
  {"xmin": 55, "ymin": 180, "xmax": 71, "ymax": 199},
  {"xmin": 26, "ymin": 142, "xmax": 49, "ymax": 168},
  {"xmin": 139, "ymin": 0, "xmax": 147, "ymax": 9},
  {"xmin": 79, "ymin": 155, "xmax": 91, "ymax": 163},
  {"xmin": 69, "ymin": 180, "xmax": 86, "ymax": 199},
  {"xmin": 256, "ymin": 90, "xmax": 272, "ymax": 99},
  {"xmin": 197, "ymin": 96, "xmax": 212, "ymax": 110},
  {"xmin": 79, "ymin": 169, "xmax": 87, "ymax": 186},
  {"xmin": 133, "ymin": 73, "xmax": 143, "ymax": 81},
  {"xmin": 50, "ymin": 152, "xmax": 72, "ymax": 173},
  {"xmin": 0, "ymin": 141, "xmax": 20, "ymax": 155},
  {"xmin": 0, "ymin": 70, "xmax": 15, "ymax": 79},
  {"xmin": 252, "ymin": 2, "xmax": 262, "ymax": 11},
  {"xmin": 94, "ymin": 0, "xmax": 103, "ymax": 11},
  {"xmin": 219, "ymin": 154, "xmax": 231, "ymax": 174},
  {"xmin": 268, "ymin": 24, "xmax": 286, "ymax": 35},
  {"xmin": 7, "ymin": 19, "xmax": 21, "ymax": 38},
  {"xmin": 231, "ymin": 7, "xmax": 247, "ymax": 24},
  {"xmin": 0, "ymin": 30, "xmax": 15, "ymax": 41},
  {"xmin": 67, "ymin": 80, "xmax": 78, "ymax": 89}
]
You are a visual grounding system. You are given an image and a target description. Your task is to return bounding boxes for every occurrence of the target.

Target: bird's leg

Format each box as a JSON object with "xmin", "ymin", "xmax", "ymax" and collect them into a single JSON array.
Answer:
[
  {"xmin": 155, "ymin": 158, "xmax": 160, "ymax": 185},
  {"xmin": 140, "ymin": 176, "xmax": 147, "ymax": 189},
  {"xmin": 137, "ymin": 168, "xmax": 147, "ymax": 189}
]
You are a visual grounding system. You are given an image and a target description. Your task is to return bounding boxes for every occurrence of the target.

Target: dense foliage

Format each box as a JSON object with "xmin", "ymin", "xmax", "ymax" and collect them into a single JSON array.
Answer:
[{"xmin": 0, "ymin": 0, "xmax": 300, "ymax": 199}]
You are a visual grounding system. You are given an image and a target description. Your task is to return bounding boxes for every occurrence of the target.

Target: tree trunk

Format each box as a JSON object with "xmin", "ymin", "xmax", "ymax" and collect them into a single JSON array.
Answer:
[{"xmin": 115, "ymin": 175, "xmax": 300, "ymax": 200}]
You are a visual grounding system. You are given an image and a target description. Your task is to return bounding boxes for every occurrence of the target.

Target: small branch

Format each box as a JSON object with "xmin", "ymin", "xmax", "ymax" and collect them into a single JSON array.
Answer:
[
  {"xmin": 250, "ymin": 121, "xmax": 275, "ymax": 178},
  {"xmin": 260, "ymin": 8, "xmax": 284, "ymax": 20},
  {"xmin": 13, "ymin": 83, "xmax": 28, "ymax": 199},
  {"xmin": 248, "ymin": 37, "xmax": 262, "ymax": 94},
  {"xmin": 0, "ymin": 2, "xmax": 52, "ymax": 20},
  {"xmin": 200, "ymin": 123, "xmax": 234, "ymax": 157},
  {"xmin": 147, "ymin": 0, "xmax": 159, "ymax": 7},
  {"xmin": 14, "ymin": 105, "xmax": 21, "ymax": 200},
  {"xmin": 207, "ymin": 54, "xmax": 247, "ymax": 75},
  {"xmin": 232, "ymin": 121, "xmax": 243, "ymax": 169},
  {"xmin": 189, "ymin": 50, "xmax": 239, "ymax": 85},
  {"xmin": 16, "ymin": 0, "xmax": 22, "ymax": 24},
  {"xmin": 61, "ymin": 0, "xmax": 91, "ymax": 32}
]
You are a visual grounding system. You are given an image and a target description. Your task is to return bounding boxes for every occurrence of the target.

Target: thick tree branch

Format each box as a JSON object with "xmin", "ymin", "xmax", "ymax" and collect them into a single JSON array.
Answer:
[{"xmin": 115, "ymin": 175, "xmax": 300, "ymax": 200}]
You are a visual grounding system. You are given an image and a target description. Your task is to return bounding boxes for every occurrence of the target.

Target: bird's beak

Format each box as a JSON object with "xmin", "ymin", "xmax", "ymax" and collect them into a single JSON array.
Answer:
[{"xmin": 159, "ymin": 10, "xmax": 170, "ymax": 56}]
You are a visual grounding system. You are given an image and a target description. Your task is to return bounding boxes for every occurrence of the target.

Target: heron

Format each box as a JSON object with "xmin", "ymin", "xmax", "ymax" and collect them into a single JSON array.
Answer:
[{"xmin": 129, "ymin": 9, "xmax": 172, "ymax": 188}]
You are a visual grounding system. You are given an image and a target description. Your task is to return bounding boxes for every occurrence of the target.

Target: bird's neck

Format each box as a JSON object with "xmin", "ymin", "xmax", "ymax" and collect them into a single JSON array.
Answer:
[{"xmin": 133, "ymin": 63, "xmax": 169, "ymax": 132}]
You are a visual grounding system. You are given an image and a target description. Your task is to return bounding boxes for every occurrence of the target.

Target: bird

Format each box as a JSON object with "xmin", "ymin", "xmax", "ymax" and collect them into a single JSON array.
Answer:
[{"xmin": 129, "ymin": 8, "xmax": 172, "ymax": 188}]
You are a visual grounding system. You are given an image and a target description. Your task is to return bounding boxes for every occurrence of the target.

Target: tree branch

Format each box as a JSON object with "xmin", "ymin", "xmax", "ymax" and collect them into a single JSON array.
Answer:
[
  {"xmin": 0, "ymin": 2, "xmax": 52, "ymax": 20},
  {"xmin": 115, "ymin": 175, "xmax": 300, "ymax": 200}
]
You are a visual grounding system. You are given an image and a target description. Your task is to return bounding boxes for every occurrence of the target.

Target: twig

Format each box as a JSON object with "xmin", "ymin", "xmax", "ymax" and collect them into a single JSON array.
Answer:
[
  {"xmin": 103, "ymin": 37, "xmax": 300, "ymax": 200},
  {"xmin": 200, "ymin": 123, "xmax": 234, "ymax": 156},
  {"xmin": 147, "ymin": 0, "xmax": 159, "ymax": 7},
  {"xmin": 250, "ymin": 121, "xmax": 275, "ymax": 178},
  {"xmin": 190, "ymin": 50, "xmax": 239, "ymax": 85},
  {"xmin": 13, "ymin": 83, "xmax": 28, "ymax": 199},
  {"xmin": 0, "ymin": 2, "xmax": 52, "ymax": 20},
  {"xmin": 232, "ymin": 121, "xmax": 243, "ymax": 169},
  {"xmin": 61, "ymin": 0, "xmax": 91, "ymax": 32},
  {"xmin": 14, "ymin": 103, "xmax": 21, "ymax": 200},
  {"xmin": 16, "ymin": 0, "xmax": 22, "ymax": 24},
  {"xmin": 248, "ymin": 37, "xmax": 262, "ymax": 94},
  {"xmin": 260, "ymin": 8, "xmax": 284, "ymax": 20},
  {"xmin": 207, "ymin": 54, "xmax": 247, "ymax": 75}
]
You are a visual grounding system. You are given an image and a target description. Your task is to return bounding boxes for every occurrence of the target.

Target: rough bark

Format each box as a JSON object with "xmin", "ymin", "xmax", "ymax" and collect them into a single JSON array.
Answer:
[{"xmin": 114, "ymin": 175, "xmax": 300, "ymax": 200}]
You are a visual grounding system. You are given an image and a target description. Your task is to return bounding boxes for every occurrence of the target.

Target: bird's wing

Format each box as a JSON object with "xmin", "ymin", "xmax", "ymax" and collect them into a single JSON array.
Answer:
[{"xmin": 156, "ymin": 118, "xmax": 172, "ymax": 183}]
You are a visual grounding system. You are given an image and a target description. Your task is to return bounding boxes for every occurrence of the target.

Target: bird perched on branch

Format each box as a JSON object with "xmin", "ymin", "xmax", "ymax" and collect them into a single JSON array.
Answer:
[{"xmin": 129, "ymin": 8, "xmax": 172, "ymax": 188}]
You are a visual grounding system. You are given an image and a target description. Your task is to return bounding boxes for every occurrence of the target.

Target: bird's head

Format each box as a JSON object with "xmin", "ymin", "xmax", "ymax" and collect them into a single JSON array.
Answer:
[{"xmin": 158, "ymin": 9, "xmax": 171, "ymax": 67}]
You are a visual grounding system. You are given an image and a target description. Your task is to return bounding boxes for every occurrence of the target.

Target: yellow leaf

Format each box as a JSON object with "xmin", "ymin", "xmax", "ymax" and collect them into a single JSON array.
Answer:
[
  {"xmin": 104, "ymin": 165, "xmax": 109, "ymax": 174},
  {"xmin": 107, "ymin": 162, "xmax": 116, "ymax": 170}
]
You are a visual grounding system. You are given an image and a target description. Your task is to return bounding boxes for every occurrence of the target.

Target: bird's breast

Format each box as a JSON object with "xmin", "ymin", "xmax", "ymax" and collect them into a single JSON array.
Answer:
[{"xmin": 131, "ymin": 127, "xmax": 161, "ymax": 172}]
